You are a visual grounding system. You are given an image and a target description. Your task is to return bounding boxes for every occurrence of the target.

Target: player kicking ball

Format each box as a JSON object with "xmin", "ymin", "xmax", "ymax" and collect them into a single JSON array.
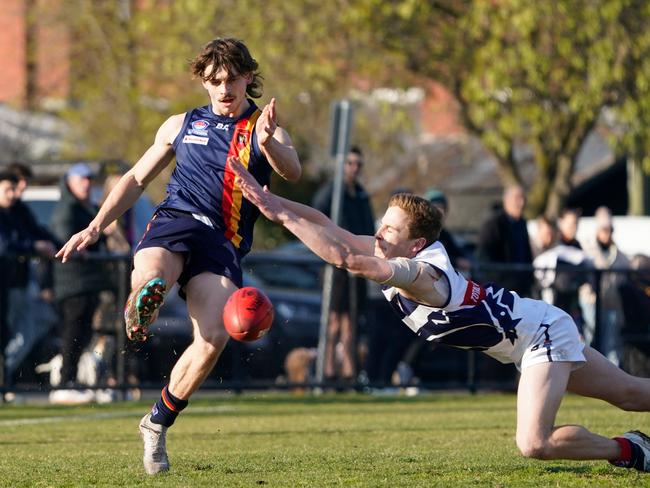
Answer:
[
  {"xmin": 231, "ymin": 157, "xmax": 650, "ymax": 472},
  {"xmin": 56, "ymin": 38, "xmax": 301, "ymax": 474}
]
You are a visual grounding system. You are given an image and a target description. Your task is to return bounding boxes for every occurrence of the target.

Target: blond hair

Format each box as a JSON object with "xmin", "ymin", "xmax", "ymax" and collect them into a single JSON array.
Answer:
[{"xmin": 388, "ymin": 193, "xmax": 442, "ymax": 246}]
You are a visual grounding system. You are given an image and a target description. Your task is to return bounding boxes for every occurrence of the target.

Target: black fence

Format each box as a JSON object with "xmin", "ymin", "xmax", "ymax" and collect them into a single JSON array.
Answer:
[{"xmin": 1, "ymin": 252, "xmax": 649, "ymax": 401}]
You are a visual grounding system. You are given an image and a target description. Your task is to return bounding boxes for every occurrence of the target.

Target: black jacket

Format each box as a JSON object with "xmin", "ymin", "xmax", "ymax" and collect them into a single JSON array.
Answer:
[
  {"xmin": 312, "ymin": 181, "xmax": 375, "ymax": 236},
  {"xmin": 476, "ymin": 208, "xmax": 533, "ymax": 296},
  {"xmin": 50, "ymin": 178, "xmax": 109, "ymax": 301},
  {"xmin": 0, "ymin": 201, "xmax": 56, "ymax": 288}
]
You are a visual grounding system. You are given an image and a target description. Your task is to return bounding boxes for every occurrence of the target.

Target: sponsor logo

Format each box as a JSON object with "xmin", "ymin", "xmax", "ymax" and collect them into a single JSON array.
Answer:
[
  {"xmin": 182, "ymin": 135, "xmax": 209, "ymax": 145},
  {"xmin": 215, "ymin": 122, "xmax": 230, "ymax": 131},
  {"xmin": 461, "ymin": 280, "xmax": 486, "ymax": 306}
]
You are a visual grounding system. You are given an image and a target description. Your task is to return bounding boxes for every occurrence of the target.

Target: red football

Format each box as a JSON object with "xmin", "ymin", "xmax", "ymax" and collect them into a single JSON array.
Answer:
[{"xmin": 223, "ymin": 287, "xmax": 274, "ymax": 342}]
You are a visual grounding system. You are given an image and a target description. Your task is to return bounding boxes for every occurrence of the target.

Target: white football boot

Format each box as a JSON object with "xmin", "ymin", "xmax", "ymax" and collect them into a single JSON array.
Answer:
[{"xmin": 139, "ymin": 413, "xmax": 169, "ymax": 474}]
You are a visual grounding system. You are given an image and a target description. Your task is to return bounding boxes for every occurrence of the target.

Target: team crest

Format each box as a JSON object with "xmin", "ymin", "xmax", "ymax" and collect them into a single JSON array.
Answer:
[
  {"xmin": 236, "ymin": 130, "xmax": 250, "ymax": 148},
  {"xmin": 192, "ymin": 120, "xmax": 209, "ymax": 131}
]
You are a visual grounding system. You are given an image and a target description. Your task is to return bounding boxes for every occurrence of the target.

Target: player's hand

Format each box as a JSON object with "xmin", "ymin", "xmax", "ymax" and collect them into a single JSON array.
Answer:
[
  {"xmin": 230, "ymin": 156, "xmax": 284, "ymax": 223},
  {"xmin": 255, "ymin": 97, "xmax": 277, "ymax": 147},
  {"xmin": 55, "ymin": 226, "xmax": 101, "ymax": 263}
]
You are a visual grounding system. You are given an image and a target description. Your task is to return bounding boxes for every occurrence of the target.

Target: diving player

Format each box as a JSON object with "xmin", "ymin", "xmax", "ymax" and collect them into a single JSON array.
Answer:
[
  {"xmin": 231, "ymin": 158, "xmax": 650, "ymax": 472},
  {"xmin": 56, "ymin": 38, "xmax": 301, "ymax": 475}
]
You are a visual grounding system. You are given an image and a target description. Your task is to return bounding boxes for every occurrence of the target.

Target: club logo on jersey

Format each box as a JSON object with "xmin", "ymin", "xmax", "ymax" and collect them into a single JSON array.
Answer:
[
  {"xmin": 188, "ymin": 119, "xmax": 210, "ymax": 136},
  {"xmin": 236, "ymin": 130, "xmax": 250, "ymax": 149},
  {"xmin": 182, "ymin": 134, "xmax": 209, "ymax": 145},
  {"xmin": 192, "ymin": 120, "xmax": 209, "ymax": 131},
  {"xmin": 461, "ymin": 280, "xmax": 486, "ymax": 306}
]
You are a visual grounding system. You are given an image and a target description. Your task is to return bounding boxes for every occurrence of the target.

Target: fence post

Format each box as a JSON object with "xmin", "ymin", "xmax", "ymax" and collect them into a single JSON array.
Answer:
[
  {"xmin": 591, "ymin": 269, "xmax": 603, "ymax": 353},
  {"xmin": 115, "ymin": 256, "xmax": 129, "ymax": 400}
]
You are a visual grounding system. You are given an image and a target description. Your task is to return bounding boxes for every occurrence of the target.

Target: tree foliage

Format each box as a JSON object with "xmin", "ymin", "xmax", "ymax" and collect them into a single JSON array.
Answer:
[
  {"xmin": 53, "ymin": 1, "xmax": 650, "ymax": 220},
  {"xmin": 361, "ymin": 0, "xmax": 650, "ymax": 216}
]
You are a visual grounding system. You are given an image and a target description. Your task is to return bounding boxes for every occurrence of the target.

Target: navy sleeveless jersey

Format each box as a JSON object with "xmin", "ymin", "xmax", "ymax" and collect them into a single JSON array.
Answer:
[{"xmin": 158, "ymin": 102, "xmax": 271, "ymax": 255}]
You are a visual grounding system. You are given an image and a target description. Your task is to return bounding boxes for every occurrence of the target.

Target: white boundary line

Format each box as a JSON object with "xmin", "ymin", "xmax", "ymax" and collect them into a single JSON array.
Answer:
[{"xmin": 0, "ymin": 405, "xmax": 237, "ymax": 427}]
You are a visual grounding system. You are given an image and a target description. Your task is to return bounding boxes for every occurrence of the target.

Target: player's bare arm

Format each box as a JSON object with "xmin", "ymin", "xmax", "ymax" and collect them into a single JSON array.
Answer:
[
  {"xmin": 255, "ymin": 98, "xmax": 301, "ymax": 182},
  {"xmin": 56, "ymin": 114, "xmax": 183, "ymax": 263},
  {"xmin": 232, "ymin": 156, "xmax": 372, "ymax": 254}
]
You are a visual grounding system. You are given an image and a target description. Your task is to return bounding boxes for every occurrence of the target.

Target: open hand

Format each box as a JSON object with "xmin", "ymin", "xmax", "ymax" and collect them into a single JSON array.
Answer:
[
  {"xmin": 55, "ymin": 226, "xmax": 100, "ymax": 263},
  {"xmin": 255, "ymin": 98, "xmax": 277, "ymax": 147},
  {"xmin": 230, "ymin": 156, "xmax": 284, "ymax": 223}
]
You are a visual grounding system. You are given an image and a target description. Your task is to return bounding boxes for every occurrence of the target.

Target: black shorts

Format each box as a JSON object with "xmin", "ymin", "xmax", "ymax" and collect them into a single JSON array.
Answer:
[{"xmin": 136, "ymin": 208, "xmax": 243, "ymax": 294}]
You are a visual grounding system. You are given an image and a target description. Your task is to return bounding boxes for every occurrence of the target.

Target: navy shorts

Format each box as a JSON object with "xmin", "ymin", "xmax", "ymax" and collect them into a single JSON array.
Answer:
[{"xmin": 136, "ymin": 208, "xmax": 243, "ymax": 295}]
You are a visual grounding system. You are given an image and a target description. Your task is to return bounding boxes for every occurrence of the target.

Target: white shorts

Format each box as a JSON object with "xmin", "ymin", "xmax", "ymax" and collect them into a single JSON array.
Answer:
[{"xmin": 518, "ymin": 305, "xmax": 586, "ymax": 371}]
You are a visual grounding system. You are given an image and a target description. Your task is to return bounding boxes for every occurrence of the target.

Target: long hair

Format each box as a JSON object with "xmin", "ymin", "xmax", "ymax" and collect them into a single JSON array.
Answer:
[{"xmin": 191, "ymin": 38, "xmax": 263, "ymax": 98}]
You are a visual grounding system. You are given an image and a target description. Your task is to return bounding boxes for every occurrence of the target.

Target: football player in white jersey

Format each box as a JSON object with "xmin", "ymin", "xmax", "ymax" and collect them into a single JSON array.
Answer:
[{"xmin": 232, "ymin": 157, "xmax": 650, "ymax": 472}]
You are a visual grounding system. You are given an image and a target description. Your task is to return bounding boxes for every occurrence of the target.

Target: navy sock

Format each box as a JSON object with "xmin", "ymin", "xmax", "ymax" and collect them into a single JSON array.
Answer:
[{"xmin": 150, "ymin": 385, "xmax": 188, "ymax": 427}]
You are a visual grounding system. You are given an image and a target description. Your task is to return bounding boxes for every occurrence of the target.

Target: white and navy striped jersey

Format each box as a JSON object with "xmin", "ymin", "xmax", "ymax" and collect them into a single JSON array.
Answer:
[{"xmin": 381, "ymin": 241, "xmax": 549, "ymax": 364}]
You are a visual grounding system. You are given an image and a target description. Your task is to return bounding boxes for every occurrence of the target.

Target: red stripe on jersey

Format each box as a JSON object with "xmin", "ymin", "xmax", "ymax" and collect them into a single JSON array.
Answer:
[
  {"xmin": 461, "ymin": 280, "xmax": 486, "ymax": 306},
  {"xmin": 221, "ymin": 110, "xmax": 261, "ymax": 247}
]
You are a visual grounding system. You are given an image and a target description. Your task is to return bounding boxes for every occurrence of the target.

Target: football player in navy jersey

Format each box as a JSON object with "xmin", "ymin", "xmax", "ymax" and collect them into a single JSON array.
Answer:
[
  {"xmin": 56, "ymin": 38, "xmax": 301, "ymax": 474},
  {"xmin": 232, "ymin": 159, "xmax": 650, "ymax": 473}
]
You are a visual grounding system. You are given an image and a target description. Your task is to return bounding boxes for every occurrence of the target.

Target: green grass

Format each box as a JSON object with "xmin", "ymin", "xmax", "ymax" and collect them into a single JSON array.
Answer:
[{"xmin": 1, "ymin": 392, "xmax": 649, "ymax": 487}]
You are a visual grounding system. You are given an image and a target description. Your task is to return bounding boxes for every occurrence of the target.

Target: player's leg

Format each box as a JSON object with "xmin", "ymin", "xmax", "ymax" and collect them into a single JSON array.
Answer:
[
  {"xmin": 338, "ymin": 311, "xmax": 355, "ymax": 380},
  {"xmin": 566, "ymin": 345, "xmax": 650, "ymax": 471},
  {"xmin": 125, "ymin": 247, "xmax": 184, "ymax": 341},
  {"xmin": 167, "ymin": 272, "xmax": 236, "ymax": 398},
  {"xmin": 515, "ymin": 360, "xmax": 621, "ymax": 460},
  {"xmin": 324, "ymin": 311, "xmax": 342, "ymax": 379},
  {"xmin": 139, "ymin": 271, "xmax": 235, "ymax": 475},
  {"xmin": 567, "ymin": 345, "xmax": 650, "ymax": 411}
]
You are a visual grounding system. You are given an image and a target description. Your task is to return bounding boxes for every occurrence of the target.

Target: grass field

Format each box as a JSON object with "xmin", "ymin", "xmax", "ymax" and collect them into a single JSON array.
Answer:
[{"xmin": 1, "ymin": 391, "xmax": 649, "ymax": 487}]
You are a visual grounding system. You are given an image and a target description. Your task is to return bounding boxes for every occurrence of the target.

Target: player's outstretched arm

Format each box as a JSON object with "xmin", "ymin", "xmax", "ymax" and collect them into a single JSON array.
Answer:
[
  {"xmin": 56, "ymin": 114, "xmax": 183, "ymax": 263},
  {"xmin": 231, "ymin": 156, "xmax": 378, "ymax": 262},
  {"xmin": 255, "ymin": 98, "xmax": 301, "ymax": 182}
]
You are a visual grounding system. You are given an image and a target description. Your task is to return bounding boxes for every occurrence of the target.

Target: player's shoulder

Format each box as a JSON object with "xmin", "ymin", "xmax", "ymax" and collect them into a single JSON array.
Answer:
[{"xmin": 155, "ymin": 112, "xmax": 189, "ymax": 144}]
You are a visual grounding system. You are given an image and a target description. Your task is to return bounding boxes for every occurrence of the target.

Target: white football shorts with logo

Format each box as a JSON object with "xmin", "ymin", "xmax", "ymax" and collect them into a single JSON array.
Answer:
[{"xmin": 498, "ymin": 304, "xmax": 586, "ymax": 371}]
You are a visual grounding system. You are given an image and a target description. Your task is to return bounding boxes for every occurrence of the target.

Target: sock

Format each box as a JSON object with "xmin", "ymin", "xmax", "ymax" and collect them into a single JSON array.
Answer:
[
  {"xmin": 610, "ymin": 437, "xmax": 633, "ymax": 467},
  {"xmin": 150, "ymin": 385, "xmax": 188, "ymax": 427},
  {"xmin": 609, "ymin": 437, "xmax": 646, "ymax": 469}
]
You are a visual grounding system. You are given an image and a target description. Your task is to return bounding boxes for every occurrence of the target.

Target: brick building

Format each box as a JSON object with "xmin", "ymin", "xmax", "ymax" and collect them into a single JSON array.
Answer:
[{"xmin": 0, "ymin": 0, "xmax": 69, "ymax": 109}]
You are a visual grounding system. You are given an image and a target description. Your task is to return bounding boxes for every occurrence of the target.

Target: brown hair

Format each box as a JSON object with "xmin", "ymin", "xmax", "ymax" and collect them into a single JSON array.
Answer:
[
  {"xmin": 191, "ymin": 38, "xmax": 263, "ymax": 98},
  {"xmin": 388, "ymin": 193, "xmax": 443, "ymax": 247}
]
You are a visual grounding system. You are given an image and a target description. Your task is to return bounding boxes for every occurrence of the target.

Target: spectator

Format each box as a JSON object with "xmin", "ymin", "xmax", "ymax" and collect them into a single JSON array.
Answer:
[
  {"xmin": 532, "ymin": 220, "xmax": 592, "ymax": 314},
  {"xmin": 313, "ymin": 146, "xmax": 375, "ymax": 382},
  {"xmin": 49, "ymin": 163, "xmax": 111, "ymax": 404},
  {"xmin": 557, "ymin": 208, "xmax": 583, "ymax": 249},
  {"xmin": 0, "ymin": 169, "xmax": 57, "ymax": 386},
  {"xmin": 582, "ymin": 206, "xmax": 630, "ymax": 365},
  {"xmin": 424, "ymin": 188, "xmax": 471, "ymax": 272},
  {"xmin": 531, "ymin": 215, "xmax": 557, "ymax": 258},
  {"xmin": 477, "ymin": 184, "xmax": 533, "ymax": 296},
  {"xmin": 533, "ymin": 211, "xmax": 591, "ymax": 326}
]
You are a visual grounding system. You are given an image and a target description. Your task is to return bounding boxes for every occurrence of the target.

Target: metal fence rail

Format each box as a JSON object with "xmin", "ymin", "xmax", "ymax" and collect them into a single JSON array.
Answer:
[{"xmin": 0, "ymin": 253, "xmax": 648, "ymax": 400}]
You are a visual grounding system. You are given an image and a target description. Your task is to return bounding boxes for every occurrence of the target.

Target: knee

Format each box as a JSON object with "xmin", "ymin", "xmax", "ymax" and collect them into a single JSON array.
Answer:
[
  {"xmin": 516, "ymin": 435, "xmax": 551, "ymax": 460},
  {"xmin": 131, "ymin": 268, "xmax": 166, "ymax": 289}
]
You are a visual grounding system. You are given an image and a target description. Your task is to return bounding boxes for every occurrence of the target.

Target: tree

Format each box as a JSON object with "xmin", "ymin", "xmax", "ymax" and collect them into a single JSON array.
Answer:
[{"xmin": 361, "ymin": 0, "xmax": 650, "ymax": 217}]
